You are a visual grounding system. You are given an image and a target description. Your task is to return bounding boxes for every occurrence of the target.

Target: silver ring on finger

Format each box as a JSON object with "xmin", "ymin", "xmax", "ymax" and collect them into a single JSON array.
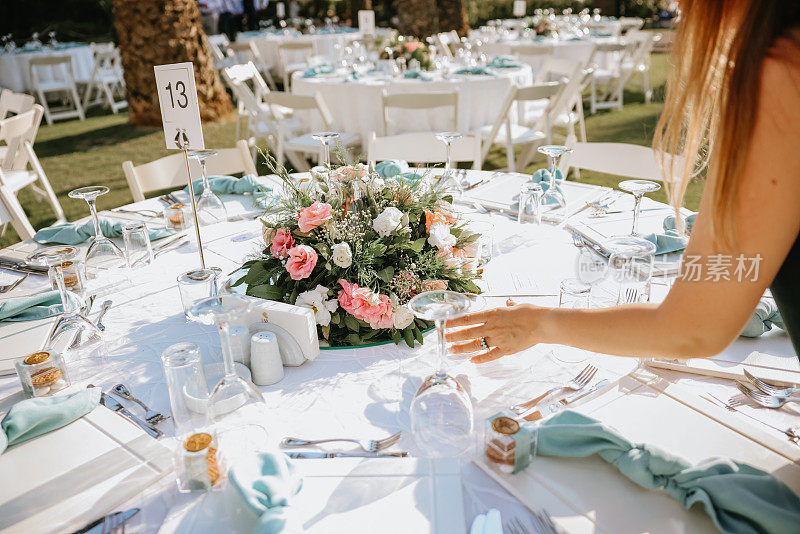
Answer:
[{"xmin": 479, "ymin": 337, "xmax": 489, "ymax": 351}]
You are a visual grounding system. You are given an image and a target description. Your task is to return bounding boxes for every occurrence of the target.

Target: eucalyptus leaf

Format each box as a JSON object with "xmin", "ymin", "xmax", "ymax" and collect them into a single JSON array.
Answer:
[{"xmin": 344, "ymin": 314, "xmax": 360, "ymax": 332}]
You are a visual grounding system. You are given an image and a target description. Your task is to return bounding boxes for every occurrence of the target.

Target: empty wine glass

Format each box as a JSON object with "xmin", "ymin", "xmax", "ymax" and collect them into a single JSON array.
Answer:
[
  {"xmin": 188, "ymin": 150, "xmax": 227, "ymax": 226},
  {"xmin": 518, "ymin": 182, "xmax": 543, "ymax": 225},
  {"xmin": 312, "ymin": 132, "xmax": 340, "ymax": 169},
  {"xmin": 407, "ymin": 290, "xmax": 474, "ymax": 457},
  {"xmin": 618, "ymin": 179, "xmax": 661, "ymax": 235},
  {"xmin": 605, "ymin": 236, "xmax": 656, "ymax": 306},
  {"xmin": 537, "ymin": 145, "xmax": 572, "ymax": 219},
  {"xmin": 68, "ymin": 186, "xmax": 127, "ymax": 281},
  {"xmin": 190, "ymin": 295, "xmax": 269, "ymax": 469}
]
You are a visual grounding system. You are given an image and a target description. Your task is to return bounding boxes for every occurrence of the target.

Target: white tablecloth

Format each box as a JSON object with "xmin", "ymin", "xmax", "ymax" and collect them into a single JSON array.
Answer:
[
  {"xmin": 237, "ymin": 32, "xmax": 362, "ymax": 75},
  {"xmin": 0, "ymin": 172, "xmax": 797, "ymax": 533},
  {"xmin": 0, "ymin": 45, "xmax": 94, "ymax": 93},
  {"xmin": 292, "ymin": 66, "xmax": 533, "ymax": 142}
]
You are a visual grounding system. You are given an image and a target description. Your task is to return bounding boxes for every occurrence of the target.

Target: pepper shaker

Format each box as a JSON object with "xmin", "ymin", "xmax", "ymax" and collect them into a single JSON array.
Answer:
[{"xmin": 250, "ymin": 331, "xmax": 284, "ymax": 386}]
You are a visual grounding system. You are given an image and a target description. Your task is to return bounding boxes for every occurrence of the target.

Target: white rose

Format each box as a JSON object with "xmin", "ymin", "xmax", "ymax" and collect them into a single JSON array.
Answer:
[
  {"xmin": 393, "ymin": 305, "xmax": 415, "ymax": 330},
  {"xmin": 296, "ymin": 285, "xmax": 338, "ymax": 326},
  {"xmin": 372, "ymin": 206, "xmax": 404, "ymax": 237},
  {"xmin": 369, "ymin": 176, "xmax": 385, "ymax": 194},
  {"xmin": 331, "ymin": 242, "xmax": 353, "ymax": 268},
  {"xmin": 428, "ymin": 222, "xmax": 457, "ymax": 249}
]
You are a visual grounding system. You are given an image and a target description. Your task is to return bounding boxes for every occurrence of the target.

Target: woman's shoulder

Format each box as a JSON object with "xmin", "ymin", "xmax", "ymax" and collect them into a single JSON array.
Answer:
[
  {"xmin": 769, "ymin": 27, "xmax": 800, "ymax": 66},
  {"xmin": 763, "ymin": 28, "xmax": 800, "ymax": 102}
]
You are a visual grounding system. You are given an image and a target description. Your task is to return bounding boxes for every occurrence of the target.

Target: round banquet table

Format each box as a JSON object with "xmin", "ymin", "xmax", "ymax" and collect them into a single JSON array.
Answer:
[
  {"xmin": 291, "ymin": 65, "xmax": 534, "ymax": 142},
  {"xmin": 237, "ymin": 31, "xmax": 362, "ymax": 77},
  {"xmin": 477, "ymin": 37, "xmax": 617, "ymax": 72},
  {"xmin": 0, "ymin": 44, "xmax": 94, "ymax": 93},
  {"xmin": 0, "ymin": 171, "xmax": 797, "ymax": 533}
]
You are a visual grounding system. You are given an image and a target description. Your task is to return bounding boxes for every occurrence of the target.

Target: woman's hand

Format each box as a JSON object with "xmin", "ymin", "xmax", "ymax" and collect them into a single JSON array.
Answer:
[{"xmin": 445, "ymin": 304, "xmax": 543, "ymax": 363}]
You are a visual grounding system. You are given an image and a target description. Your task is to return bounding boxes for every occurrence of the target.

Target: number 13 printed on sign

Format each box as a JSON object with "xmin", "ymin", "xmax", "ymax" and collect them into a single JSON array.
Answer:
[{"xmin": 154, "ymin": 62, "xmax": 205, "ymax": 150}]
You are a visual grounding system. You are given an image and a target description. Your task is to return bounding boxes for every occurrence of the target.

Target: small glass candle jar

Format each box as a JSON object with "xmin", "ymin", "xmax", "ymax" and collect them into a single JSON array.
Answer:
[
  {"xmin": 164, "ymin": 203, "xmax": 193, "ymax": 231},
  {"xmin": 48, "ymin": 259, "xmax": 85, "ymax": 293},
  {"xmin": 176, "ymin": 431, "xmax": 225, "ymax": 492},
  {"xmin": 15, "ymin": 351, "xmax": 70, "ymax": 398},
  {"xmin": 484, "ymin": 413, "xmax": 536, "ymax": 474}
]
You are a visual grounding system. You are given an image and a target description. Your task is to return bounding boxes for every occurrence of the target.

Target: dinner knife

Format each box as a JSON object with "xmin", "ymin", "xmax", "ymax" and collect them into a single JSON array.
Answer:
[
  {"xmin": 71, "ymin": 508, "xmax": 139, "ymax": 534},
  {"xmin": 90, "ymin": 386, "xmax": 163, "ymax": 439},
  {"xmin": 285, "ymin": 451, "xmax": 409, "ymax": 459},
  {"xmin": 522, "ymin": 379, "xmax": 611, "ymax": 422}
]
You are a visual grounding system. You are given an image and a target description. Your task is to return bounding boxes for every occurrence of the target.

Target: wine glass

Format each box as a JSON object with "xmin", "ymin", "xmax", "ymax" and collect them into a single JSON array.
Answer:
[
  {"xmin": 604, "ymin": 236, "xmax": 656, "ymax": 305},
  {"xmin": 188, "ymin": 149, "xmax": 227, "ymax": 226},
  {"xmin": 312, "ymin": 132, "xmax": 340, "ymax": 169},
  {"xmin": 68, "ymin": 186, "xmax": 127, "ymax": 280},
  {"xmin": 407, "ymin": 290, "xmax": 474, "ymax": 457},
  {"xmin": 537, "ymin": 145, "xmax": 572, "ymax": 218},
  {"xmin": 618, "ymin": 179, "xmax": 661, "ymax": 236},
  {"xmin": 435, "ymin": 132, "xmax": 466, "ymax": 193},
  {"xmin": 189, "ymin": 295, "xmax": 269, "ymax": 468},
  {"xmin": 518, "ymin": 182, "xmax": 543, "ymax": 225}
]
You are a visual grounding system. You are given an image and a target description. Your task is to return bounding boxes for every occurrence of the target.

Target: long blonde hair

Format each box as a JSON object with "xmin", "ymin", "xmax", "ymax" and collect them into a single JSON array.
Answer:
[{"xmin": 654, "ymin": 0, "xmax": 800, "ymax": 248}]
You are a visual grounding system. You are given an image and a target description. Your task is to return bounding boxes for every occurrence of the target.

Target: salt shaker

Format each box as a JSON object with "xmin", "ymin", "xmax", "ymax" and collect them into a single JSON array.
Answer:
[
  {"xmin": 250, "ymin": 331, "xmax": 283, "ymax": 386},
  {"xmin": 228, "ymin": 326, "xmax": 251, "ymax": 367}
]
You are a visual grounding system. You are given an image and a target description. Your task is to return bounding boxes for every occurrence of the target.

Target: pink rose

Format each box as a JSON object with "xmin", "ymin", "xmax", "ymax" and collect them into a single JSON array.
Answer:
[
  {"xmin": 286, "ymin": 245, "xmax": 318, "ymax": 280},
  {"xmin": 297, "ymin": 201, "xmax": 333, "ymax": 233},
  {"xmin": 338, "ymin": 279, "xmax": 395, "ymax": 330},
  {"xmin": 270, "ymin": 227, "xmax": 295, "ymax": 259},
  {"xmin": 406, "ymin": 42, "xmax": 422, "ymax": 52}
]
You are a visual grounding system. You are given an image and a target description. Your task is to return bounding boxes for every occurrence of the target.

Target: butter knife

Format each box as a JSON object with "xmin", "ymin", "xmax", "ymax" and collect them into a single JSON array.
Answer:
[
  {"xmin": 90, "ymin": 386, "xmax": 163, "ymax": 439},
  {"xmin": 285, "ymin": 451, "xmax": 409, "ymax": 459},
  {"xmin": 522, "ymin": 379, "xmax": 611, "ymax": 422}
]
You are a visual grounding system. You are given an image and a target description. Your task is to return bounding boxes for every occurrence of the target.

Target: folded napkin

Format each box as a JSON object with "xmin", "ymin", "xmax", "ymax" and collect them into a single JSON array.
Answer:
[
  {"xmin": 375, "ymin": 159, "xmax": 410, "ymax": 178},
  {"xmin": 741, "ymin": 299, "xmax": 785, "ymax": 338},
  {"xmin": 0, "ymin": 290, "xmax": 84, "ymax": 322},
  {"xmin": 536, "ymin": 410, "xmax": 800, "ymax": 534},
  {"xmin": 403, "ymin": 70, "xmax": 433, "ymax": 81},
  {"xmin": 489, "ymin": 56, "xmax": 521, "ymax": 69},
  {"xmin": 663, "ymin": 212, "xmax": 697, "ymax": 234},
  {"xmin": 34, "ymin": 219, "xmax": 174, "ymax": 245},
  {"xmin": 230, "ymin": 452, "xmax": 303, "ymax": 534},
  {"xmin": 0, "ymin": 387, "xmax": 100, "ymax": 454},
  {"xmin": 531, "ymin": 168, "xmax": 566, "ymax": 205},
  {"xmin": 186, "ymin": 174, "xmax": 264, "ymax": 196},
  {"xmin": 641, "ymin": 212, "xmax": 697, "ymax": 255},
  {"xmin": 455, "ymin": 67, "xmax": 496, "ymax": 76},
  {"xmin": 301, "ymin": 64, "xmax": 334, "ymax": 78}
]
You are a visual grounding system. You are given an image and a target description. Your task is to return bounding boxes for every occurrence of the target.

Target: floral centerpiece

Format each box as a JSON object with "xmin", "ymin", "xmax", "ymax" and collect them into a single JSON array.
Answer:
[
  {"xmin": 235, "ymin": 162, "xmax": 482, "ymax": 347},
  {"xmin": 379, "ymin": 37, "xmax": 433, "ymax": 71}
]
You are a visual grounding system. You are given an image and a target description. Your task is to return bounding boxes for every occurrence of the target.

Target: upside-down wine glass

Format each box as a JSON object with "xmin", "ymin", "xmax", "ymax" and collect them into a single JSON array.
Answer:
[
  {"xmin": 537, "ymin": 145, "xmax": 572, "ymax": 220},
  {"xmin": 189, "ymin": 295, "xmax": 269, "ymax": 468},
  {"xmin": 68, "ymin": 186, "xmax": 127, "ymax": 280},
  {"xmin": 407, "ymin": 290, "xmax": 474, "ymax": 457},
  {"xmin": 618, "ymin": 179, "xmax": 661, "ymax": 236},
  {"xmin": 435, "ymin": 132, "xmax": 465, "ymax": 194},
  {"xmin": 188, "ymin": 149, "xmax": 227, "ymax": 226},
  {"xmin": 312, "ymin": 132, "xmax": 340, "ymax": 170}
]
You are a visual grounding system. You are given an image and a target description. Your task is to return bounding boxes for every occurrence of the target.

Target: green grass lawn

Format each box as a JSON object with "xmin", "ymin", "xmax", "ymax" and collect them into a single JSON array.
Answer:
[{"xmin": 2, "ymin": 49, "xmax": 702, "ymax": 249}]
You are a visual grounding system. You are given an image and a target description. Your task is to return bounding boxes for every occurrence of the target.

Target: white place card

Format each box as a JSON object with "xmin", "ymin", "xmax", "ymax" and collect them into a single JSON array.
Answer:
[
  {"xmin": 358, "ymin": 10, "xmax": 376, "ymax": 35},
  {"xmin": 153, "ymin": 62, "xmax": 205, "ymax": 151},
  {"xmin": 513, "ymin": 0, "xmax": 527, "ymax": 17},
  {"xmin": 276, "ymin": 2, "xmax": 285, "ymax": 19}
]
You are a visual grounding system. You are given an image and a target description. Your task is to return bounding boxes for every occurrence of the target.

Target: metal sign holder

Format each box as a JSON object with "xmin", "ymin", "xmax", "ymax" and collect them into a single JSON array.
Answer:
[{"xmin": 175, "ymin": 128, "xmax": 206, "ymax": 271}]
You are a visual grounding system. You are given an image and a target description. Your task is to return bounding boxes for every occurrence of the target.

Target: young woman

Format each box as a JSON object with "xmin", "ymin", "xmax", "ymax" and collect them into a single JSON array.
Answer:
[{"xmin": 447, "ymin": 0, "xmax": 800, "ymax": 361}]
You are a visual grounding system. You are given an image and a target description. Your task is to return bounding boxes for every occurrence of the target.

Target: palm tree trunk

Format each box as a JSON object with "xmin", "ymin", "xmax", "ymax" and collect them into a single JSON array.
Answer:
[
  {"xmin": 397, "ymin": 0, "xmax": 439, "ymax": 39},
  {"xmin": 436, "ymin": 0, "xmax": 468, "ymax": 36},
  {"xmin": 112, "ymin": 0, "xmax": 231, "ymax": 127}
]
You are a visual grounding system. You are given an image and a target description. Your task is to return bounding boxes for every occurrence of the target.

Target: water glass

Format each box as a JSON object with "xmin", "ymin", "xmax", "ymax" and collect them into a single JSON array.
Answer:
[
  {"xmin": 559, "ymin": 278, "xmax": 591, "ymax": 308},
  {"xmin": 177, "ymin": 269, "xmax": 219, "ymax": 321},
  {"xmin": 122, "ymin": 221, "xmax": 153, "ymax": 269},
  {"xmin": 468, "ymin": 220, "xmax": 495, "ymax": 266},
  {"xmin": 605, "ymin": 236, "xmax": 657, "ymax": 305},
  {"xmin": 518, "ymin": 182, "xmax": 543, "ymax": 225},
  {"xmin": 161, "ymin": 342, "xmax": 212, "ymax": 438}
]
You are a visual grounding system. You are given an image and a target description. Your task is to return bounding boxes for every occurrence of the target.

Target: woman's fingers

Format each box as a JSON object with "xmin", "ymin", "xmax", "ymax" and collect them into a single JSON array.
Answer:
[
  {"xmin": 471, "ymin": 348, "xmax": 504, "ymax": 364},
  {"xmin": 446, "ymin": 310, "xmax": 492, "ymax": 328},
  {"xmin": 451, "ymin": 338, "xmax": 483, "ymax": 354},
  {"xmin": 445, "ymin": 325, "xmax": 486, "ymax": 342}
]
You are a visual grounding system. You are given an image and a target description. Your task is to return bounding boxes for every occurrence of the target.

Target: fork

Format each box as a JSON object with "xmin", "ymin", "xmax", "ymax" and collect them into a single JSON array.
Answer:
[
  {"xmin": 622, "ymin": 287, "xmax": 640, "ymax": 304},
  {"xmin": 101, "ymin": 509, "xmax": 132, "ymax": 534},
  {"xmin": 112, "ymin": 383, "xmax": 168, "ymax": 425},
  {"xmin": 281, "ymin": 431, "xmax": 401, "ymax": 452},
  {"xmin": 0, "ymin": 273, "xmax": 28, "ymax": 293},
  {"xmin": 744, "ymin": 369, "xmax": 800, "ymax": 398},
  {"xmin": 510, "ymin": 365, "xmax": 597, "ymax": 415},
  {"xmin": 504, "ymin": 517, "xmax": 531, "ymax": 534},
  {"xmin": 737, "ymin": 382, "xmax": 800, "ymax": 409}
]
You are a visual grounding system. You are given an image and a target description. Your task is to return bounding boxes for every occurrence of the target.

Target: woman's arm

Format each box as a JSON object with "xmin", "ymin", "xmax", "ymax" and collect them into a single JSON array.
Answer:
[{"xmin": 446, "ymin": 57, "xmax": 800, "ymax": 362}]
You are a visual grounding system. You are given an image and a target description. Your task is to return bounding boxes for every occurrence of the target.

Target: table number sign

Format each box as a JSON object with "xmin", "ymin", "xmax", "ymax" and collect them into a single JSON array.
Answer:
[
  {"xmin": 358, "ymin": 10, "xmax": 376, "ymax": 35},
  {"xmin": 276, "ymin": 2, "xmax": 286, "ymax": 19},
  {"xmin": 153, "ymin": 62, "xmax": 205, "ymax": 151},
  {"xmin": 513, "ymin": 0, "xmax": 526, "ymax": 17}
]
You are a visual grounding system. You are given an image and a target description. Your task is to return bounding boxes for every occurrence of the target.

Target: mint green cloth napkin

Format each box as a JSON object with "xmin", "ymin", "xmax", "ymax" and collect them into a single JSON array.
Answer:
[
  {"xmin": 375, "ymin": 160, "xmax": 410, "ymax": 178},
  {"xmin": 531, "ymin": 168, "xmax": 565, "ymax": 205},
  {"xmin": 0, "ymin": 290, "xmax": 84, "ymax": 322},
  {"xmin": 230, "ymin": 452, "xmax": 303, "ymax": 534},
  {"xmin": 0, "ymin": 387, "xmax": 100, "ymax": 454},
  {"xmin": 741, "ymin": 299, "xmax": 785, "ymax": 338},
  {"xmin": 489, "ymin": 56, "xmax": 521, "ymax": 68},
  {"xmin": 455, "ymin": 67, "xmax": 495, "ymax": 76},
  {"xmin": 641, "ymin": 212, "xmax": 698, "ymax": 254},
  {"xmin": 34, "ymin": 219, "xmax": 174, "ymax": 245},
  {"xmin": 301, "ymin": 64, "xmax": 334, "ymax": 78},
  {"xmin": 663, "ymin": 213, "xmax": 697, "ymax": 234},
  {"xmin": 536, "ymin": 410, "xmax": 800, "ymax": 534},
  {"xmin": 185, "ymin": 174, "xmax": 264, "ymax": 196},
  {"xmin": 403, "ymin": 70, "xmax": 433, "ymax": 81}
]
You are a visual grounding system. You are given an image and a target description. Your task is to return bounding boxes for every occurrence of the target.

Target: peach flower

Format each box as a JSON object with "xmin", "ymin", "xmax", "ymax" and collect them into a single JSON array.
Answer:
[
  {"xmin": 270, "ymin": 227, "xmax": 295, "ymax": 259},
  {"xmin": 424, "ymin": 205, "xmax": 456, "ymax": 233},
  {"xmin": 437, "ymin": 246, "xmax": 465, "ymax": 269},
  {"xmin": 297, "ymin": 201, "xmax": 333, "ymax": 233},
  {"xmin": 338, "ymin": 279, "xmax": 395, "ymax": 330},
  {"xmin": 286, "ymin": 245, "xmax": 318, "ymax": 280},
  {"xmin": 423, "ymin": 279, "xmax": 448, "ymax": 291}
]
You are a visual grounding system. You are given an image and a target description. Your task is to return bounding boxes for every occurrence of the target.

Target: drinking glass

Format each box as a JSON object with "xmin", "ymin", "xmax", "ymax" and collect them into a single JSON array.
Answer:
[
  {"xmin": 178, "ymin": 268, "xmax": 219, "ymax": 321},
  {"xmin": 618, "ymin": 179, "xmax": 661, "ymax": 235},
  {"xmin": 407, "ymin": 290, "xmax": 474, "ymax": 457},
  {"xmin": 68, "ymin": 186, "xmax": 127, "ymax": 280},
  {"xmin": 28, "ymin": 246, "xmax": 85, "ymax": 295},
  {"xmin": 550, "ymin": 278, "xmax": 592, "ymax": 363},
  {"xmin": 162, "ymin": 342, "xmax": 212, "ymax": 437},
  {"xmin": 122, "ymin": 221, "xmax": 153, "ymax": 269},
  {"xmin": 468, "ymin": 220, "xmax": 495, "ymax": 267},
  {"xmin": 518, "ymin": 182, "xmax": 543, "ymax": 225},
  {"xmin": 188, "ymin": 150, "xmax": 227, "ymax": 226},
  {"xmin": 435, "ymin": 132, "xmax": 465, "ymax": 193},
  {"xmin": 312, "ymin": 132, "xmax": 340, "ymax": 169},
  {"xmin": 190, "ymin": 295, "xmax": 269, "ymax": 469},
  {"xmin": 604, "ymin": 236, "xmax": 656, "ymax": 305},
  {"xmin": 537, "ymin": 145, "xmax": 572, "ymax": 219}
]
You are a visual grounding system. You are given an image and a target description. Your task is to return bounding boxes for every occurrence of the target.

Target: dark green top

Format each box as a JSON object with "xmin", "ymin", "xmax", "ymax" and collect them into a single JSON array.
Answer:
[{"xmin": 771, "ymin": 232, "xmax": 800, "ymax": 356}]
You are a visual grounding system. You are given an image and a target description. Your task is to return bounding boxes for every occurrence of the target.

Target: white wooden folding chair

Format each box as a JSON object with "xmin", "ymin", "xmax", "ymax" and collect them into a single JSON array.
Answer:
[
  {"xmin": 122, "ymin": 139, "xmax": 258, "ymax": 203},
  {"xmin": 228, "ymin": 40, "xmax": 277, "ymax": 91},
  {"xmin": 277, "ymin": 41, "xmax": 315, "ymax": 91},
  {"xmin": 381, "ymin": 90, "xmax": 458, "ymax": 136},
  {"xmin": 0, "ymin": 105, "xmax": 65, "ymax": 230},
  {"xmin": 532, "ymin": 57, "xmax": 586, "ymax": 143},
  {"xmin": 368, "ymin": 132, "xmax": 482, "ymax": 170},
  {"xmin": 434, "ymin": 33, "xmax": 455, "ymax": 58},
  {"xmin": 29, "ymin": 55, "xmax": 85, "ymax": 125},
  {"xmin": 588, "ymin": 37, "xmax": 649, "ymax": 114},
  {"xmin": 619, "ymin": 17, "xmax": 645, "ymax": 35},
  {"xmin": 261, "ymin": 91, "xmax": 359, "ymax": 170},
  {"xmin": 0, "ymin": 184, "xmax": 34, "ymax": 241},
  {"xmin": 82, "ymin": 45, "xmax": 127, "ymax": 114},
  {"xmin": 0, "ymin": 89, "xmax": 35, "ymax": 119},
  {"xmin": 208, "ymin": 34, "xmax": 234, "ymax": 70},
  {"xmin": 473, "ymin": 81, "xmax": 563, "ymax": 172}
]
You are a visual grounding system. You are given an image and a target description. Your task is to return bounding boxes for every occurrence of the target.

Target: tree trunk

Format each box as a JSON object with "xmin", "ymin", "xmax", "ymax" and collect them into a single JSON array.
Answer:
[
  {"xmin": 436, "ymin": 0, "xmax": 468, "ymax": 36},
  {"xmin": 112, "ymin": 0, "xmax": 231, "ymax": 127},
  {"xmin": 396, "ymin": 0, "xmax": 439, "ymax": 39}
]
